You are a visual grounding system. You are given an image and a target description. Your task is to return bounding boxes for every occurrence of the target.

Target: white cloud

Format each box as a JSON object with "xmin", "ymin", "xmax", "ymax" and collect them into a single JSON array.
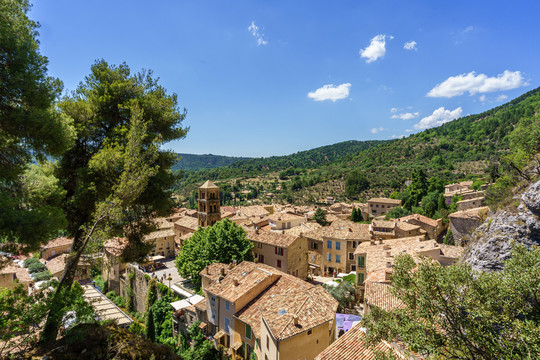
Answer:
[
  {"xmin": 248, "ymin": 21, "xmax": 268, "ymax": 46},
  {"xmin": 479, "ymin": 95, "xmax": 486, "ymax": 102},
  {"xmin": 390, "ymin": 107, "xmax": 398, "ymax": 113},
  {"xmin": 391, "ymin": 134, "xmax": 406, "ymax": 139},
  {"xmin": 307, "ymin": 83, "xmax": 351, "ymax": 102},
  {"xmin": 414, "ymin": 107, "xmax": 463, "ymax": 130},
  {"xmin": 462, "ymin": 25, "xmax": 474, "ymax": 34},
  {"xmin": 403, "ymin": 41, "xmax": 417, "ymax": 50},
  {"xmin": 405, "ymin": 129, "xmax": 413, "ymax": 133},
  {"xmin": 391, "ymin": 112, "xmax": 419, "ymax": 120},
  {"xmin": 360, "ymin": 34, "xmax": 391, "ymax": 63},
  {"xmin": 427, "ymin": 70, "xmax": 528, "ymax": 98},
  {"xmin": 371, "ymin": 127, "xmax": 385, "ymax": 134},
  {"xmin": 497, "ymin": 94, "xmax": 508, "ymax": 102}
]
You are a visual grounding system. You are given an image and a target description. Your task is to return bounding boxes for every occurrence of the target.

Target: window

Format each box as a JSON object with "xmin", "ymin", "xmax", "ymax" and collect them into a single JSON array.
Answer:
[
  {"xmin": 258, "ymin": 254, "xmax": 264, "ymax": 263},
  {"xmin": 311, "ymin": 242, "xmax": 318, "ymax": 250},
  {"xmin": 277, "ymin": 259, "xmax": 282, "ymax": 268},
  {"xmin": 357, "ymin": 255, "xmax": 365, "ymax": 269},
  {"xmin": 336, "ymin": 255, "xmax": 341, "ymax": 263},
  {"xmin": 351, "ymin": 265, "xmax": 356, "ymax": 271},
  {"xmin": 246, "ymin": 324, "xmax": 252, "ymax": 340},
  {"xmin": 225, "ymin": 317, "xmax": 230, "ymax": 334},
  {"xmin": 257, "ymin": 242, "xmax": 263, "ymax": 248},
  {"xmin": 327, "ymin": 240, "xmax": 332, "ymax": 249},
  {"xmin": 211, "ymin": 309, "xmax": 216, "ymax": 323},
  {"xmin": 349, "ymin": 252, "xmax": 354, "ymax": 260},
  {"xmin": 225, "ymin": 301, "xmax": 230, "ymax": 311},
  {"xmin": 275, "ymin": 247, "xmax": 284, "ymax": 256},
  {"xmin": 311, "ymin": 254, "xmax": 315, "ymax": 262},
  {"xmin": 357, "ymin": 272, "xmax": 365, "ymax": 285},
  {"xmin": 211, "ymin": 295, "xmax": 216, "ymax": 306},
  {"xmin": 335, "ymin": 241, "xmax": 341, "ymax": 250},
  {"xmin": 266, "ymin": 336, "xmax": 270, "ymax": 350},
  {"xmin": 307, "ymin": 330, "xmax": 312, "ymax": 335},
  {"xmin": 352, "ymin": 241, "xmax": 357, "ymax": 248},
  {"xmin": 326, "ymin": 253, "xmax": 331, "ymax": 262}
]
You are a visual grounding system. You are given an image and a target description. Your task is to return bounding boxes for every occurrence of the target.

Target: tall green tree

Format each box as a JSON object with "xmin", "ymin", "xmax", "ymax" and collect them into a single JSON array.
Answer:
[
  {"xmin": 345, "ymin": 170, "xmax": 370, "ymax": 198},
  {"xmin": 0, "ymin": 0, "xmax": 75, "ymax": 254},
  {"xmin": 175, "ymin": 218, "xmax": 253, "ymax": 283},
  {"xmin": 313, "ymin": 207, "xmax": 328, "ymax": 226},
  {"xmin": 362, "ymin": 245, "xmax": 540, "ymax": 359},
  {"xmin": 41, "ymin": 60, "xmax": 187, "ymax": 344},
  {"xmin": 145, "ymin": 306, "xmax": 156, "ymax": 342}
]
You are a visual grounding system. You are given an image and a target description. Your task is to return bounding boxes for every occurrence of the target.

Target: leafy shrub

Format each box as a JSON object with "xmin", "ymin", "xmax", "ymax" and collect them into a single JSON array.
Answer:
[
  {"xmin": 106, "ymin": 291, "xmax": 117, "ymax": 300},
  {"xmin": 27, "ymin": 262, "xmax": 46, "ymax": 274},
  {"xmin": 33, "ymin": 270, "xmax": 52, "ymax": 281},
  {"xmin": 23, "ymin": 257, "xmax": 40, "ymax": 267}
]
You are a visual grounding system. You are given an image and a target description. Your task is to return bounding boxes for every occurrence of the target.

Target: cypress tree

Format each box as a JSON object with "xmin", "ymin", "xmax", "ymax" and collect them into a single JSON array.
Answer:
[{"xmin": 145, "ymin": 306, "xmax": 156, "ymax": 342}]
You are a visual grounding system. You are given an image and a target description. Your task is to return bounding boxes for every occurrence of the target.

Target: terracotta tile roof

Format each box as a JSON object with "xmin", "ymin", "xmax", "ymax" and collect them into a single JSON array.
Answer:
[
  {"xmin": 266, "ymin": 212, "xmax": 305, "ymax": 222},
  {"xmin": 234, "ymin": 263, "xmax": 338, "ymax": 340},
  {"xmin": 174, "ymin": 216, "xmax": 199, "ymax": 231},
  {"xmin": 194, "ymin": 297, "xmax": 207, "ymax": 312},
  {"xmin": 284, "ymin": 222, "xmax": 322, "ymax": 237},
  {"xmin": 41, "ymin": 237, "xmax": 73, "ymax": 250},
  {"xmin": 456, "ymin": 196, "xmax": 485, "ymax": 204},
  {"xmin": 185, "ymin": 209, "xmax": 198, "ymax": 217},
  {"xmin": 45, "ymin": 254, "xmax": 90, "ymax": 277},
  {"xmin": 0, "ymin": 265, "xmax": 31, "ymax": 284},
  {"xmin": 199, "ymin": 262, "xmax": 230, "ymax": 282},
  {"xmin": 248, "ymin": 231, "xmax": 298, "ymax": 248},
  {"xmin": 143, "ymin": 228, "xmax": 175, "ymax": 241},
  {"xmin": 448, "ymin": 206, "xmax": 489, "ymax": 219},
  {"xmin": 354, "ymin": 236, "xmax": 439, "ymax": 273},
  {"xmin": 239, "ymin": 205, "xmax": 270, "ymax": 218},
  {"xmin": 395, "ymin": 222, "xmax": 421, "ymax": 231},
  {"xmin": 305, "ymin": 221, "xmax": 371, "ymax": 242},
  {"xmin": 368, "ymin": 198, "xmax": 402, "ymax": 205},
  {"xmin": 205, "ymin": 262, "xmax": 278, "ymax": 303},
  {"xmin": 200, "ymin": 180, "xmax": 219, "ymax": 189},
  {"xmin": 315, "ymin": 324, "xmax": 395, "ymax": 360},
  {"xmin": 438, "ymin": 244, "xmax": 465, "ymax": 259},
  {"xmin": 396, "ymin": 214, "xmax": 440, "ymax": 228},
  {"xmin": 371, "ymin": 220, "xmax": 396, "ymax": 229},
  {"xmin": 365, "ymin": 281, "xmax": 405, "ymax": 312},
  {"xmin": 155, "ymin": 217, "xmax": 173, "ymax": 229},
  {"xmin": 103, "ymin": 237, "xmax": 128, "ymax": 257}
]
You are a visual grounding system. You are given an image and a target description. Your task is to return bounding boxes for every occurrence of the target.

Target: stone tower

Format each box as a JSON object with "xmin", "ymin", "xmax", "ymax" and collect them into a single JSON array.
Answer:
[{"xmin": 198, "ymin": 180, "xmax": 221, "ymax": 227}]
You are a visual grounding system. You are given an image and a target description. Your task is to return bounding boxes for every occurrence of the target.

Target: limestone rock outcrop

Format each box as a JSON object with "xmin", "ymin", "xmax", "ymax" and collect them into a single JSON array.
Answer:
[{"xmin": 462, "ymin": 180, "xmax": 540, "ymax": 272}]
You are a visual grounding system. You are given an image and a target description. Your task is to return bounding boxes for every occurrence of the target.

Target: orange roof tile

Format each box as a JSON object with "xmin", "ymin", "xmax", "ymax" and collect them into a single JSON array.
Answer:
[
  {"xmin": 396, "ymin": 214, "xmax": 440, "ymax": 228},
  {"xmin": 365, "ymin": 281, "xmax": 405, "ymax": 312},
  {"xmin": 248, "ymin": 231, "xmax": 298, "ymax": 248},
  {"xmin": 315, "ymin": 324, "xmax": 395, "ymax": 360},
  {"xmin": 41, "ymin": 237, "xmax": 73, "ymax": 250},
  {"xmin": 103, "ymin": 237, "xmax": 128, "ymax": 257}
]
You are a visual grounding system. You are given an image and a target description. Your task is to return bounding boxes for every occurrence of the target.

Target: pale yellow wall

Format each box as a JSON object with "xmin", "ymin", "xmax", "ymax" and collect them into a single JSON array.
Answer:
[
  {"xmin": 270, "ymin": 217, "xmax": 306, "ymax": 230},
  {"xmin": 367, "ymin": 201, "xmax": 398, "ymax": 216},
  {"xmin": 252, "ymin": 241, "xmax": 288, "ymax": 272},
  {"xmin": 322, "ymin": 237, "xmax": 348, "ymax": 274},
  {"xmin": 286, "ymin": 237, "xmax": 308, "ymax": 278},
  {"xmin": 150, "ymin": 235, "xmax": 175, "ymax": 257},
  {"xmin": 232, "ymin": 319, "xmax": 257, "ymax": 358},
  {"xmin": 278, "ymin": 320, "xmax": 335, "ymax": 360},
  {"xmin": 0, "ymin": 272, "xmax": 15, "ymax": 288},
  {"xmin": 42, "ymin": 244, "xmax": 72, "ymax": 260}
]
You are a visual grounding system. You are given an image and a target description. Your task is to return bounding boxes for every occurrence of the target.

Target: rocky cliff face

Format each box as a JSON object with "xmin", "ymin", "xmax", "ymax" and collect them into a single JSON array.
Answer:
[{"xmin": 462, "ymin": 180, "xmax": 540, "ymax": 272}]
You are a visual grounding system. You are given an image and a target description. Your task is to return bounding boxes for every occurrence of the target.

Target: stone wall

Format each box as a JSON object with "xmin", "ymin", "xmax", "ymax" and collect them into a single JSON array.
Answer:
[
  {"xmin": 120, "ymin": 264, "xmax": 150, "ymax": 313},
  {"xmin": 449, "ymin": 216, "xmax": 483, "ymax": 246}
]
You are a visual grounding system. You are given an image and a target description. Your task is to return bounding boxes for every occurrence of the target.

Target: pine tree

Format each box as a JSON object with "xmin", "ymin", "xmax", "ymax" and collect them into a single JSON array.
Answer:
[{"xmin": 145, "ymin": 307, "xmax": 156, "ymax": 342}]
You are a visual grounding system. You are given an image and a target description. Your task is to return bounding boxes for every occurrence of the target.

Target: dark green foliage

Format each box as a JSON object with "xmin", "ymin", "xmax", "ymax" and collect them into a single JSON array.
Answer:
[
  {"xmin": 362, "ymin": 245, "xmax": 540, "ymax": 359},
  {"xmin": 0, "ymin": 0, "xmax": 74, "ymax": 254},
  {"xmin": 313, "ymin": 207, "xmax": 328, "ymax": 226},
  {"xmin": 385, "ymin": 206, "xmax": 411, "ymax": 220},
  {"xmin": 23, "ymin": 257, "xmax": 40, "ymax": 267},
  {"xmin": 27, "ymin": 262, "xmax": 46, "ymax": 274},
  {"xmin": 145, "ymin": 307, "xmax": 156, "ymax": 342},
  {"xmin": 350, "ymin": 207, "xmax": 363, "ymax": 222},
  {"xmin": 345, "ymin": 170, "xmax": 370, "ymax": 198},
  {"xmin": 175, "ymin": 218, "xmax": 254, "ymax": 283},
  {"xmin": 443, "ymin": 229, "xmax": 454, "ymax": 245},
  {"xmin": 33, "ymin": 270, "xmax": 52, "ymax": 281},
  {"xmin": 322, "ymin": 281, "xmax": 356, "ymax": 312},
  {"xmin": 178, "ymin": 321, "xmax": 219, "ymax": 360},
  {"xmin": 147, "ymin": 278, "xmax": 158, "ymax": 311},
  {"xmin": 128, "ymin": 321, "xmax": 145, "ymax": 336},
  {"xmin": 173, "ymin": 153, "xmax": 251, "ymax": 171},
  {"xmin": 126, "ymin": 286, "xmax": 135, "ymax": 313}
]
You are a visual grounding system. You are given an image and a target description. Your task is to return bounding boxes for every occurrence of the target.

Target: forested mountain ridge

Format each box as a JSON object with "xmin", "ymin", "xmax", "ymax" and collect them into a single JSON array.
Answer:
[
  {"xmin": 173, "ymin": 86, "xmax": 540, "ymax": 205},
  {"xmin": 172, "ymin": 153, "xmax": 251, "ymax": 171}
]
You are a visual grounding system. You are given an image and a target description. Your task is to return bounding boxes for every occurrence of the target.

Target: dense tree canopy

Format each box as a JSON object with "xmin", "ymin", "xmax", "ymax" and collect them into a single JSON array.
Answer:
[
  {"xmin": 0, "ymin": 0, "xmax": 75, "ymax": 254},
  {"xmin": 42, "ymin": 60, "xmax": 188, "ymax": 344},
  {"xmin": 175, "ymin": 218, "xmax": 253, "ymax": 283},
  {"xmin": 362, "ymin": 245, "xmax": 540, "ymax": 359}
]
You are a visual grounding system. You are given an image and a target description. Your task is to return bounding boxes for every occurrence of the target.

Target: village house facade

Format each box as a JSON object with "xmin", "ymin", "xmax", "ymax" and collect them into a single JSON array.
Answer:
[
  {"xmin": 248, "ymin": 230, "xmax": 308, "ymax": 279},
  {"xmin": 197, "ymin": 261, "xmax": 338, "ymax": 360},
  {"xmin": 367, "ymin": 198, "xmax": 402, "ymax": 217},
  {"xmin": 40, "ymin": 236, "xmax": 73, "ymax": 260}
]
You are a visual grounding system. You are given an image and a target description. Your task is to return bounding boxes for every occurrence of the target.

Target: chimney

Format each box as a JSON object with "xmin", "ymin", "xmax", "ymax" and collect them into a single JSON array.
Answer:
[
  {"xmin": 385, "ymin": 269, "xmax": 393, "ymax": 282},
  {"xmin": 385, "ymin": 251, "xmax": 392, "ymax": 258},
  {"xmin": 293, "ymin": 315, "xmax": 299, "ymax": 326},
  {"xmin": 348, "ymin": 228, "xmax": 352, "ymax": 232},
  {"xmin": 255, "ymin": 228, "xmax": 260, "ymax": 234},
  {"xmin": 370, "ymin": 240, "xmax": 375, "ymax": 246},
  {"xmin": 220, "ymin": 268, "xmax": 226, "ymax": 276},
  {"xmin": 386, "ymin": 261, "xmax": 392, "ymax": 268},
  {"xmin": 206, "ymin": 267, "xmax": 210, "ymax": 274},
  {"xmin": 234, "ymin": 279, "xmax": 239, "ymax": 286},
  {"xmin": 378, "ymin": 238, "xmax": 383, "ymax": 244}
]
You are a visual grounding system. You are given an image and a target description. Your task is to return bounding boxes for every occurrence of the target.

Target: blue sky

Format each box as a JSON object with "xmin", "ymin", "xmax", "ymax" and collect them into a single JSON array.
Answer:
[{"xmin": 31, "ymin": 1, "xmax": 540, "ymax": 157}]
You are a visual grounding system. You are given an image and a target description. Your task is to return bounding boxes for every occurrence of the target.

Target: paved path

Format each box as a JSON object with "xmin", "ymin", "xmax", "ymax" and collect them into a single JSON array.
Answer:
[
  {"xmin": 82, "ymin": 284, "xmax": 133, "ymax": 327},
  {"xmin": 150, "ymin": 257, "xmax": 194, "ymax": 297}
]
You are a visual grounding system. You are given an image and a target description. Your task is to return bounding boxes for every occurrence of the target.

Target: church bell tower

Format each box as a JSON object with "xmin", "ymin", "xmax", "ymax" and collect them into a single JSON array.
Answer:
[{"xmin": 198, "ymin": 180, "xmax": 221, "ymax": 227}]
